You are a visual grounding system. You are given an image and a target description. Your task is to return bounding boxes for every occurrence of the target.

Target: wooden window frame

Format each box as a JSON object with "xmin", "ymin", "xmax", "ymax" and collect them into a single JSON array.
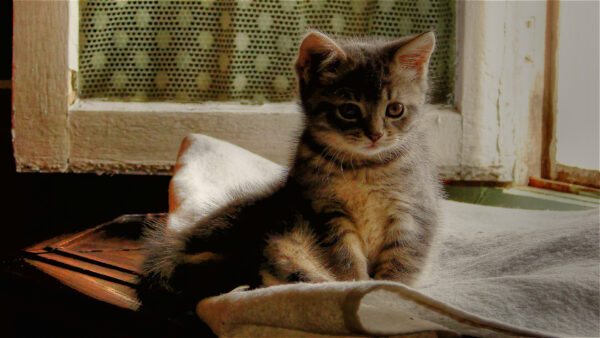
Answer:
[
  {"xmin": 13, "ymin": 1, "xmax": 548, "ymax": 185},
  {"xmin": 541, "ymin": 0, "xmax": 599, "ymax": 189}
]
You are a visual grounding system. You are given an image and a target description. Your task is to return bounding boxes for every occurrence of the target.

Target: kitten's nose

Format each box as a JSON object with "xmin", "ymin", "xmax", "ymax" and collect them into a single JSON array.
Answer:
[{"xmin": 368, "ymin": 133, "xmax": 383, "ymax": 143}]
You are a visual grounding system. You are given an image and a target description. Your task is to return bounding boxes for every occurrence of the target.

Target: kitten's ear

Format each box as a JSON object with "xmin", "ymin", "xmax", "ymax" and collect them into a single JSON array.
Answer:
[
  {"xmin": 389, "ymin": 32, "xmax": 436, "ymax": 80},
  {"xmin": 296, "ymin": 30, "xmax": 346, "ymax": 83}
]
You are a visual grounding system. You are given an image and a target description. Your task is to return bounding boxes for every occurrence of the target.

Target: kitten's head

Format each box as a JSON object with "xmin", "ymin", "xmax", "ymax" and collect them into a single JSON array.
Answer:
[{"xmin": 295, "ymin": 31, "xmax": 435, "ymax": 161}]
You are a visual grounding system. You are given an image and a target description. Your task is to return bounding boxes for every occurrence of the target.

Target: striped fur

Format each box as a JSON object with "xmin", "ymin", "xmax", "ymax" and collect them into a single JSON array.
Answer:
[{"xmin": 136, "ymin": 31, "xmax": 441, "ymax": 313}]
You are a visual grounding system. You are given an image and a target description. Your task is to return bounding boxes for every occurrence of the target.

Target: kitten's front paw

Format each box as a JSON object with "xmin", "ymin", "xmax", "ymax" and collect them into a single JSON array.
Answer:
[{"xmin": 336, "ymin": 267, "xmax": 370, "ymax": 281}]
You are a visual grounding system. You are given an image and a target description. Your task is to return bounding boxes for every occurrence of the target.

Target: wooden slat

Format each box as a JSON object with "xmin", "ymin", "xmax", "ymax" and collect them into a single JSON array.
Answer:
[
  {"xmin": 25, "ymin": 259, "xmax": 140, "ymax": 311},
  {"xmin": 529, "ymin": 176, "xmax": 600, "ymax": 196},
  {"xmin": 26, "ymin": 232, "xmax": 80, "ymax": 254},
  {"xmin": 36, "ymin": 252, "xmax": 138, "ymax": 285},
  {"xmin": 555, "ymin": 164, "xmax": 600, "ymax": 189},
  {"xmin": 50, "ymin": 214, "xmax": 149, "ymax": 249},
  {"xmin": 22, "ymin": 214, "xmax": 165, "ymax": 311},
  {"xmin": 541, "ymin": 0, "xmax": 560, "ymax": 180},
  {"xmin": 53, "ymin": 248, "xmax": 144, "ymax": 275},
  {"xmin": 62, "ymin": 237, "xmax": 142, "ymax": 252}
]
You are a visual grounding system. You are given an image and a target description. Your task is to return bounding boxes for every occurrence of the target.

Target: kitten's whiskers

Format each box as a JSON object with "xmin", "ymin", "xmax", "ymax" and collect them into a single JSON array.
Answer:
[{"xmin": 318, "ymin": 145, "xmax": 332, "ymax": 182}]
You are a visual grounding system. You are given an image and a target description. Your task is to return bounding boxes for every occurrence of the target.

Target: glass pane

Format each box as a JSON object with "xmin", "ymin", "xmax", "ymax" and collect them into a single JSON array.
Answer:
[
  {"xmin": 556, "ymin": 1, "xmax": 599, "ymax": 170},
  {"xmin": 78, "ymin": 0, "xmax": 455, "ymax": 104}
]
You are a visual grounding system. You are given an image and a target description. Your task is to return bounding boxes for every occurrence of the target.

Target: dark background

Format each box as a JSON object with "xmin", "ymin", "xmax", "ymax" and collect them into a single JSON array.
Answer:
[{"xmin": 1, "ymin": 3, "xmax": 179, "ymax": 337}]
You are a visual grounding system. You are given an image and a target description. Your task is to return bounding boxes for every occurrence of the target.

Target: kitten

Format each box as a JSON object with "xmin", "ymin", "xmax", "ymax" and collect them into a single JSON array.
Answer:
[{"xmin": 136, "ymin": 30, "xmax": 441, "ymax": 312}]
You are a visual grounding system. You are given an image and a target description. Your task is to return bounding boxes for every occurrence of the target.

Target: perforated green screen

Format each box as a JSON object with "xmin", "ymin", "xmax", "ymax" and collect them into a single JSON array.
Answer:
[{"xmin": 79, "ymin": 0, "xmax": 455, "ymax": 104}]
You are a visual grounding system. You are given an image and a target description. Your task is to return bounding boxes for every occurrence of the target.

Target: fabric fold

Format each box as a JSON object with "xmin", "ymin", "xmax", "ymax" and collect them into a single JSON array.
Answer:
[{"xmin": 167, "ymin": 134, "xmax": 598, "ymax": 337}]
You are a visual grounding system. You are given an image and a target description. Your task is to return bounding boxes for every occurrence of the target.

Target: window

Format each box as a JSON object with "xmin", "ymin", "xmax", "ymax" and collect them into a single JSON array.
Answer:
[
  {"xmin": 77, "ymin": 0, "xmax": 456, "ymax": 104},
  {"xmin": 13, "ymin": 1, "xmax": 550, "ymax": 185},
  {"xmin": 546, "ymin": 0, "xmax": 599, "ymax": 188}
]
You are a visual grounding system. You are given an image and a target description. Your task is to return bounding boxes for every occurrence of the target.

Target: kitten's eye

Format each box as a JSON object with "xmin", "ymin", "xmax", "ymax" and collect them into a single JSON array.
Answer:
[
  {"xmin": 386, "ymin": 102, "xmax": 405, "ymax": 118},
  {"xmin": 337, "ymin": 104, "xmax": 361, "ymax": 121}
]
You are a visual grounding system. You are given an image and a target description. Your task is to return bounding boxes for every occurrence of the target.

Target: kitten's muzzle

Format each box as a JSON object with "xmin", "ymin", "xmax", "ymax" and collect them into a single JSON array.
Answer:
[{"xmin": 367, "ymin": 133, "xmax": 383, "ymax": 143}]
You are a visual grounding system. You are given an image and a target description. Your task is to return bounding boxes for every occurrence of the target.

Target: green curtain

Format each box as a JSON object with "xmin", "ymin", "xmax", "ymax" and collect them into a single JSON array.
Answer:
[{"xmin": 79, "ymin": 0, "xmax": 455, "ymax": 104}]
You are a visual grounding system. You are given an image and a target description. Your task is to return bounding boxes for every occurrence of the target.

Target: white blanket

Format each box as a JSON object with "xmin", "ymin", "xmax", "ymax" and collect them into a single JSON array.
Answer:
[{"xmin": 169, "ymin": 134, "xmax": 599, "ymax": 337}]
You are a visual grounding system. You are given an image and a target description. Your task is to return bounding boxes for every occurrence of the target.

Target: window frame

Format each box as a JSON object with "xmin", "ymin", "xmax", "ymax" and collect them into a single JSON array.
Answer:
[
  {"xmin": 13, "ymin": 0, "xmax": 548, "ymax": 184},
  {"xmin": 541, "ymin": 0, "xmax": 600, "ymax": 189}
]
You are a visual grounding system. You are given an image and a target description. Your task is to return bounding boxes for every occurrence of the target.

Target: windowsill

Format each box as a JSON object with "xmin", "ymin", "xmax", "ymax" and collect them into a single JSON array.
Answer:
[
  {"xmin": 66, "ymin": 100, "xmax": 463, "ymax": 176},
  {"xmin": 70, "ymin": 99, "xmax": 303, "ymax": 115},
  {"xmin": 71, "ymin": 99, "xmax": 459, "ymax": 116}
]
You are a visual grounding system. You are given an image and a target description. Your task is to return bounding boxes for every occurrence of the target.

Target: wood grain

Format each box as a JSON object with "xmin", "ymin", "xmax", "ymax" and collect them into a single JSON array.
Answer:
[
  {"xmin": 555, "ymin": 164, "xmax": 600, "ymax": 189},
  {"xmin": 22, "ymin": 214, "xmax": 165, "ymax": 311},
  {"xmin": 541, "ymin": 0, "xmax": 560, "ymax": 180},
  {"xmin": 13, "ymin": 0, "xmax": 70, "ymax": 172},
  {"xmin": 25, "ymin": 259, "xmax": 140, "ymax": 310}
]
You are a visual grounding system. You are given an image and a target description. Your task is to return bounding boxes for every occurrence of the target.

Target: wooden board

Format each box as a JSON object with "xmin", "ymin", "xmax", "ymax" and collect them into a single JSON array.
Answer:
[
  {"xmin": 13, "ymin": 0, "xmax": 70, "ymax": 172},
  {"xmin": 23, "ymin": 213, "xmax": 167, "ymax": 311}
]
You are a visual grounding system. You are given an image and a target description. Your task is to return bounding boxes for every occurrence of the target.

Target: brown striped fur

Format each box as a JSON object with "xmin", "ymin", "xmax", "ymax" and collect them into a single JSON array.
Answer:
[{"xmin": 137, "ymin": 31, "xmax": 441, "ymax": 313}]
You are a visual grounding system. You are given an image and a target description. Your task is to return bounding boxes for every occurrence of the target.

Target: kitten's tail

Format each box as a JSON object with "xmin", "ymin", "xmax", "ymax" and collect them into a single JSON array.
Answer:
[
  {"xmin": 136, "ymin": 215, "xmax": 256, "ymax": 313},
  {"xmin": 135, "ymin": 217, "xmax": 190, "ymax": 311}
]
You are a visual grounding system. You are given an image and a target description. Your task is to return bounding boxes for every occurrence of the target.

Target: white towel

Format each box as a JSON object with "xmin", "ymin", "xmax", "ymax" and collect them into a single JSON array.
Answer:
[{"xmin": 169, "ymin": 134, "xmax": 599, "ymax": 337}]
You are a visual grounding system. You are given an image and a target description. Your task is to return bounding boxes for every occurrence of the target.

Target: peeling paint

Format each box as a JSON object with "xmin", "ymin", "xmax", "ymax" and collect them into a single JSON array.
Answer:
[
  {"xmin": 67, "ymin": 160, "xmax": 174, "ymax": 176},
  {"xmin": 68, "ymin": 70, "xmax": 77, "ymax": 105}
]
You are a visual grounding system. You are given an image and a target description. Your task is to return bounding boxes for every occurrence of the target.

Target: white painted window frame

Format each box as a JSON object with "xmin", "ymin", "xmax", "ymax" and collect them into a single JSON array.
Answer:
[{"xmin": 13, "ymin": 1, "xmax": 547, "ymax": 184}]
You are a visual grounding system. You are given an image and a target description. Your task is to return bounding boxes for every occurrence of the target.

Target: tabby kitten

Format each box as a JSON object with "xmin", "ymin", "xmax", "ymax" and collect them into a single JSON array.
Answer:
[{"xmin": 137, "ymin": 31, "xmax": 441, "ymax": 312}]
